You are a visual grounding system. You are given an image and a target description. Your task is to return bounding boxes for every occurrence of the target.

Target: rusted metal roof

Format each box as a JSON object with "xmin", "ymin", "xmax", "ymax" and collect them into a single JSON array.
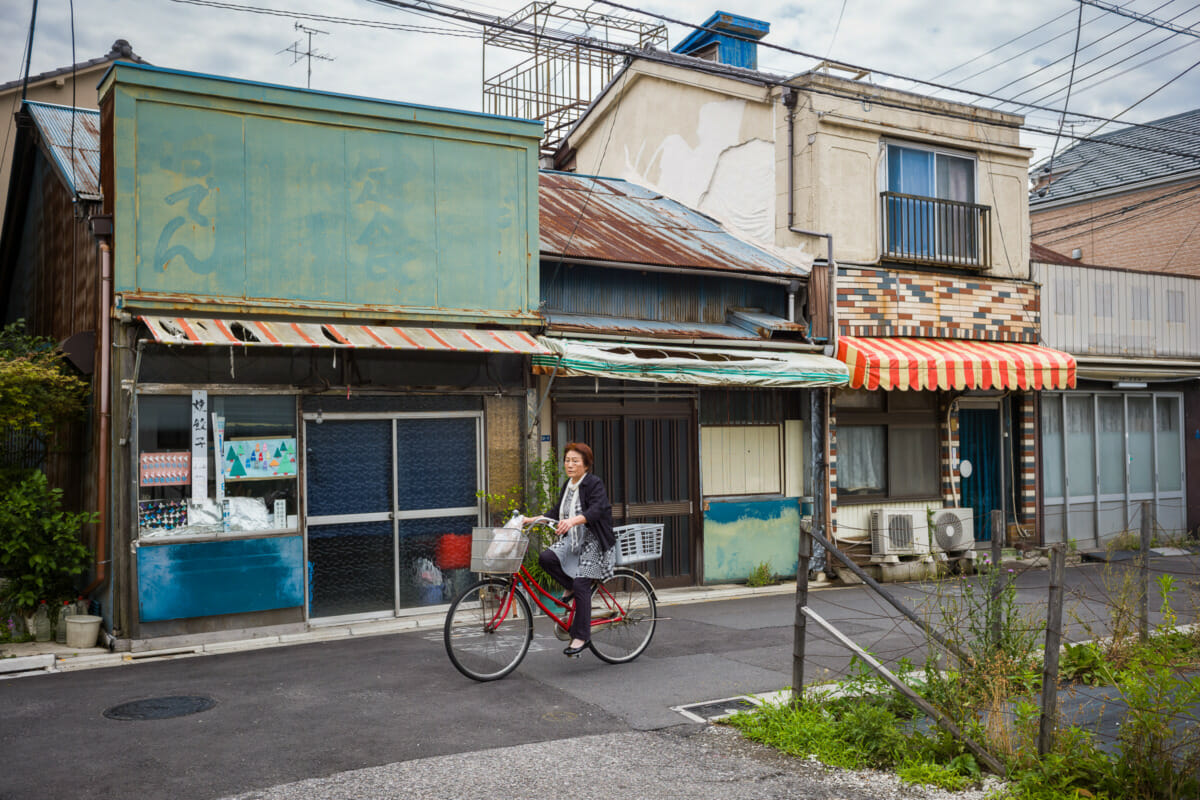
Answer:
[
  {"xmin": 539, "ymin": 170, "xmax": 809, "ymax": 278},
  {"xmin": 545, "ymin": 311, "xmax": 761, "ymax": 340},
  {"xmin": 25, "ymin": 101, "xmax": 100, "ymax": 198}
]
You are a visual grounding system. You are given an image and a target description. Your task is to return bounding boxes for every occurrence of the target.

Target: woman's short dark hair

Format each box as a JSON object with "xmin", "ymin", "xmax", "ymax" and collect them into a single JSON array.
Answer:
[{"xmin": 564, "ymin": 442, "xmax": 593, "ymax": 469}]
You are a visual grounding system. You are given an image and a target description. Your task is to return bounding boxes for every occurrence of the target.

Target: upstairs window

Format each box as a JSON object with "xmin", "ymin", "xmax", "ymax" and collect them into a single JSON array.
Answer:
[{"xmin": 883, "ymin": 143, "xmax": 987, "ymax": 266}]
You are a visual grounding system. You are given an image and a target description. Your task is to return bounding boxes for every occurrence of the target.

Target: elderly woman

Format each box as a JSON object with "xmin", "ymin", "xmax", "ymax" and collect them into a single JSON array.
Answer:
[{"xmin": 538, "ymin": 442, "xmax": 616, "ymax": 657}]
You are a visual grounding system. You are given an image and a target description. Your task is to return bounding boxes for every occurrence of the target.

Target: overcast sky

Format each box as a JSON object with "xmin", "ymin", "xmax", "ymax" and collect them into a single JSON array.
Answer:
[{"xmin": 5, "ymin": 0, "xmax": 1199, "ymax": 165}]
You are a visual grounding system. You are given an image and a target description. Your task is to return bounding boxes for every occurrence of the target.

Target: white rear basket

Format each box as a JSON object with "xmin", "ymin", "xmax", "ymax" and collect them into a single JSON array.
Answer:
[{"xmin": 613, "ymin": 523, "xmax": 664, "ymax": 565}]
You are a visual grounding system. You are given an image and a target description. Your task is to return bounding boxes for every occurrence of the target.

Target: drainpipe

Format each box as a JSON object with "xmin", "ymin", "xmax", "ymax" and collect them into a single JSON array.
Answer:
[
  {"xmin": 785, "ymin": 87, "xmax": 838, "ymax": 553},
  {"xmin": 84, "ymin": 231, "xmax": 112, "ymax": 597},
  {"xmin": 783, "ymin": 88, "xmax": 837, "ymax": 352}
]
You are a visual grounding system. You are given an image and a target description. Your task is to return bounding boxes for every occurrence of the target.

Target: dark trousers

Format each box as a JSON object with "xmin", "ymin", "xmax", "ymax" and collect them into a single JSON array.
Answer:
[{"xmin": 538, "ymin": 549, "xmax": 592, "ymax": 642}]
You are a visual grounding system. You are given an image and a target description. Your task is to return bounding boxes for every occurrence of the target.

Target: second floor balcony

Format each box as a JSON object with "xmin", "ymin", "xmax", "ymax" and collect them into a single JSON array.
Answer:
[{"xmin": 880, "ymin": 192, "xmax": 992, "ymax": 269}]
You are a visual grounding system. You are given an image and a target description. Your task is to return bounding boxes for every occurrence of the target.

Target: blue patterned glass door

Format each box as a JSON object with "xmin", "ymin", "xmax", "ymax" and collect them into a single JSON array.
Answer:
[
  {"xmin": 306, "ymin": 420, "xmax": 394, "ymax": 617},
  {"xmin": 395, "ymin": 418, "xmax": 480, "ymax": 609},
  {"xmin": 959, "ymin": 408, "xmax": 1001, "ymax": 542}
]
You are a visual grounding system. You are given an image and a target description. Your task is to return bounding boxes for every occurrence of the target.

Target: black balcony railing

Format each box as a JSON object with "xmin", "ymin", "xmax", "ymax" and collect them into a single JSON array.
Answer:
[{"xmin": 880, "ymin": 192, "xmax": 991, "ymax": 268}]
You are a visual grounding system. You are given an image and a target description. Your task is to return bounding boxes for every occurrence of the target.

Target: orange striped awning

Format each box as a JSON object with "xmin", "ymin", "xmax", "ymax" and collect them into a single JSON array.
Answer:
[
  {"xmin": 139, "ymin": 316, "xmax": 548, "ymax": 355},
  {"xmin": 835, "ymin": 336, "xmax": 1076, "ymax": 391}
]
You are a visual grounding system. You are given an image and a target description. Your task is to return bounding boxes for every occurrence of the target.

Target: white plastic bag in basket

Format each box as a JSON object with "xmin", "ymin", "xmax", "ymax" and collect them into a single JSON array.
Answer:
[{"xmin": 484, "ymin": 514, "xmax": 524, "ymax": 562}]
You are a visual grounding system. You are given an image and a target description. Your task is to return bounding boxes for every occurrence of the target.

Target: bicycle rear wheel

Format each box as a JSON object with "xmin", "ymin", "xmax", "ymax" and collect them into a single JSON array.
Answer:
[
  {"xmin": 588, "ymin": 568, "xmax": 656, "ymax": 664},
  {"xmin": 444, "ymin": 578, "xmax": 533, "ymax": 681}
]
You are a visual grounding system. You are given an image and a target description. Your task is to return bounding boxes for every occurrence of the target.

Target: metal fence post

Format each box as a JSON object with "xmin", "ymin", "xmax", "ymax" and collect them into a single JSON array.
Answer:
[
  {"xmin": 1140, "ymin": 500, "xmax": 1152, "ymax": 643},
  {"xmin": 1038, "ymin": 544, "xmax": 1066, "ymax": 755}
]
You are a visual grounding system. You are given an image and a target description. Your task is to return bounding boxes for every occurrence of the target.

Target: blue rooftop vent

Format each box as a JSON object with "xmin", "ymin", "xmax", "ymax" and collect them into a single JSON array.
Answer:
[{"xmin": 672, "ymin": 11, "xmax": 770, "ymax": 70}]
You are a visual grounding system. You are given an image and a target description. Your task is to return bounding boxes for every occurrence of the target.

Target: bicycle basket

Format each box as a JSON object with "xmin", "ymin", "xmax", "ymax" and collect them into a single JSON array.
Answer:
[
  {"xmin": 613, "ymin": 523, "xmax": 664, "ymax": 565},
  {"xmin": 470, "ymin": 527, "xmax": 530, "ymax": 573}
]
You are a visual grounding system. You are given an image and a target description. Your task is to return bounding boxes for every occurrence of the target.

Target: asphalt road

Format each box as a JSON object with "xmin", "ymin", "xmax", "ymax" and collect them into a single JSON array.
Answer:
[{"xmin": 1, "ymin": 556, "xmax": 1195, "ymax": 800}]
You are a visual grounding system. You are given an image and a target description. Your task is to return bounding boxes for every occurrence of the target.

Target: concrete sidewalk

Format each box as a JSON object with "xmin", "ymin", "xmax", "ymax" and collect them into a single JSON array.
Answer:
[{"xmin": 0, "ymin": 577, "xmax": 817, "ymax": 678}]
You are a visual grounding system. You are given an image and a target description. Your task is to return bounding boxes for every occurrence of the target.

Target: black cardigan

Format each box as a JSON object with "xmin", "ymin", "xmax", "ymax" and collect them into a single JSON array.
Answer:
[{"xmin": 544, "ymin": 472, "xmax": 616, "ymax": 552}]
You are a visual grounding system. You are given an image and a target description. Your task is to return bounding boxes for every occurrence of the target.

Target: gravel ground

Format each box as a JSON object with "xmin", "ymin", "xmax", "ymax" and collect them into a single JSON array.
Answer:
[{"xmin": 221, "ymin": 725, "xmax": 1007, "ymax": 800}]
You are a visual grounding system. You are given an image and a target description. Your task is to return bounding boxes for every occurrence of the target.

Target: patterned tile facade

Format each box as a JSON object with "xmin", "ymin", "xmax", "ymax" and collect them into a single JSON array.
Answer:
[{"xmin": 836, "ymin": 266, "xmax": 1040, "ymax": 343}]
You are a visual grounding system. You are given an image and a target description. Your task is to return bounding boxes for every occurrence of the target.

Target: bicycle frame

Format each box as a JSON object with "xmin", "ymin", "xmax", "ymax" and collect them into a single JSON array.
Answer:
[{"xmin": 481, "ymin": 565, "xmax": 629, "ymax": 634}]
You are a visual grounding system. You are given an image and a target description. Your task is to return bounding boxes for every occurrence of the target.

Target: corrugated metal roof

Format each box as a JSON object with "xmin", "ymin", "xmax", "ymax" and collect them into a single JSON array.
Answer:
[
  {"xmin": 1030, "ymin": 107, "xmax": 1200, "ymax": 205},
  {"xmin": 545, "ymin": 311, "xmax": 761, "ymax": 340},
  {"xmin": 25, "ymin": 101, "xmax": 100, "ymax": 198},
  {"xmin": 539, "ymin": 170, "xmax": 809, "ymax": 277}
]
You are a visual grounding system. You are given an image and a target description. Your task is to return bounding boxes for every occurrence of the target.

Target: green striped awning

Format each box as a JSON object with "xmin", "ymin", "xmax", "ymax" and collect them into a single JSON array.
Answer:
[{"xmin": 532, "ymin": 337, "xmax": 849, "ymax": 388}]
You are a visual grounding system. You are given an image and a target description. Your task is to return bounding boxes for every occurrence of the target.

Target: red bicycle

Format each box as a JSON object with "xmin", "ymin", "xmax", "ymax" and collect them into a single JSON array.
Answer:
[{"xmin": 443, "ymin": 518, "xmax": 661, "ymax": 682}]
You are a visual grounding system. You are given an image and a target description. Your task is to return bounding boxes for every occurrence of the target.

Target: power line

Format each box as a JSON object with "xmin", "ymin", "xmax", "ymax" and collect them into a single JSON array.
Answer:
[
  {"xmin": 987, "ymin": 0, "xmax": 1184, "ymax": 106},
  {"xmin": 1048, "ymin": 2, "xmax": 1086, "ymax": 176},
  {"xmin": 174, "ymin": 0, "xmax": 1200, "ymax": 156},
  {"xmin": 1078, "ymin": 0, "xmax": 1200, "ymax": 38},
  {"xmin": 926, "ymin": 7, "xmax": 1079, "ymax": 85},
  {"xmin": 590, "ymin": 0, "xmax": 1200, "ymax": 141},
  {"xmin": 1082, "ymin": 53, "xmax": 1200, "ymax": 139},
  {"xmin": 1035, "ymin": 181, "xmax": 1200, "ymax": 237}
]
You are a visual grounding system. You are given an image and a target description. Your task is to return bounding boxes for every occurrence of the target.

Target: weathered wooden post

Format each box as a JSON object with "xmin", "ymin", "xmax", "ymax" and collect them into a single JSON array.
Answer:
[
  {"xmin": 1139, "ymin": 500, "xmax": 1152, "ymax": 643},
  {"xmin": 990, "ymin": 509, "xmax": 1004, "ymax": 649},
  {"xmin": 1038, "ymin": 543, "xmax": 1066, "ymax": 755},
  {"xmin": 793, "ymin": 387, "xmax": 826, "ymax": 705}
]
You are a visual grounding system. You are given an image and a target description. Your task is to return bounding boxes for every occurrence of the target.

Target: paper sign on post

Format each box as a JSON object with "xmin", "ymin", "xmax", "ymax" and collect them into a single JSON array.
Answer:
[
  {"xmin": 213, "ymin": 413, "xmax": 226, "ymax": 507},
  {"xmin": 191, "ymin": 390, "xmax": 208, "ymax": 502}
]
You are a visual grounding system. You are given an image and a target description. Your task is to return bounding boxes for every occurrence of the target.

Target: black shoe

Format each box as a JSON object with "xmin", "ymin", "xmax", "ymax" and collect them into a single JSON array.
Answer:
[{"xmin": 564, "ymin": 641, "xmax": 588, "ymax": 657}]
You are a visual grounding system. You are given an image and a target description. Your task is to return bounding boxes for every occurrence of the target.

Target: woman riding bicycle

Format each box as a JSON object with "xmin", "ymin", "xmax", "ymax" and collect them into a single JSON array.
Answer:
[{"xmin": 538, "ymin": 442, "xmax": 615, "ymax": 657}]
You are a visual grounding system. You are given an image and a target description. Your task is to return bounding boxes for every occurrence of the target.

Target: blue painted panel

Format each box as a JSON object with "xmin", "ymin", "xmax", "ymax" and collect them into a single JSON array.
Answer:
[
  {"xmin": 344, "ymin": 130, "xmax": 438, "ymax": 306},
  {"xmin": 133, "ymin": 102, "xmax": 247, "ymax": 294},
  {"xmin": 434, "ymin": 139, "xmax": 526, "ymax": 311},
  {"xmin": 137, "ymin": 536, "xmax": 304, "ymax": 622},
  {"xmin": 245, "ymin": 117, "xmax": 347, "ymax": 302},
  {"xmin": 703, "ymin": 497, "xmax": 801, "ymax": 583}
]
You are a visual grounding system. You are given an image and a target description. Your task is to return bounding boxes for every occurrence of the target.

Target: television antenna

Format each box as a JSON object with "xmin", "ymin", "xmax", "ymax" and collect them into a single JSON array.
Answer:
[{"xmin": 279, "ymin": 21, "xmax": 334, "ymax": 89}]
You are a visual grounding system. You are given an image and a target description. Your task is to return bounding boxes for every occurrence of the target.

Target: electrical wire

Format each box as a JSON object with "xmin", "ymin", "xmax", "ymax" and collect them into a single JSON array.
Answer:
[{"xmin": 1048, "ymin": 2, "xmax": 1086, "ymax": 176}]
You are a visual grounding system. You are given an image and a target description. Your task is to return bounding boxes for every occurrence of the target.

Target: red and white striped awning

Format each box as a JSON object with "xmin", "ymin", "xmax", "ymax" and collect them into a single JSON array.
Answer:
[
  {"xmin": 139, "ymin": 316, "xmax": 548, "ymax": 355},
  {"xmin": 835, "ymin": 336, "xmax": 1076, "ymax": 391}
]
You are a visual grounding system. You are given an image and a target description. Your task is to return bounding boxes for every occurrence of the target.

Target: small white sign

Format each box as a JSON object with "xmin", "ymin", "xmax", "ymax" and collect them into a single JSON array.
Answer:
[
  {"xmin": 959, "ymin": 459, "xmax": 973, "ymax": 479},
  {"xmin": 191, "ymin": 390, "xmax": 209, "ymax": 501},
  {"xmin": 213, "ymin": 414, "xmax": 225, "ymax": 507},
  {"xmin": 274, "ymin": 499, "xmax": 287, "ymax": 528}
]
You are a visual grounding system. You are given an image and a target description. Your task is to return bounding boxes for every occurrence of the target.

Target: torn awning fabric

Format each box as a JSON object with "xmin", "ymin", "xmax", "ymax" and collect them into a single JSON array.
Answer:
[
  {"xmin": 835, "ymin": 336, "xmax": 1076, "ymax": 391},
  {"xmin": 138, "ymin": 316, "xmax": 548, "ymax": 355},
  {"xmin": 532, "ymin": 337, "xmax": 849, "ymax": 388}
]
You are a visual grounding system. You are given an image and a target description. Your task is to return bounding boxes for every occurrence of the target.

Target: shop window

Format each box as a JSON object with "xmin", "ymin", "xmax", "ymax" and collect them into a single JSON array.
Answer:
[
  {"xmin": 1065, "ymin": 395, "xmax": 1096, "ymax": 496},
  {"xmin": 136, "ymin": 394, "xmax": 297, "ymax": 538},
  {"xmin": 836, "ymin": 390, "xmax": 938, "ymax": 502},
  {"xmin": 1098, "ymin": 396, "xmax": 1124, "ymax": 495},
  {"xmin": 1128, "ymin": 396, "xmax": 1153, "ymax": 495}
]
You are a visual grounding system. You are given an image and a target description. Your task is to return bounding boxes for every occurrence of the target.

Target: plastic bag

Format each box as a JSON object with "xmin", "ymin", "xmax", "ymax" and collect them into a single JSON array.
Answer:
[
  {"xmin": 414, "ymin": 557, "xmax": 442, "ymax": 586},
  {"xmin": 484, "ymin": 514, "xmax": 524, "ymax": 562}
]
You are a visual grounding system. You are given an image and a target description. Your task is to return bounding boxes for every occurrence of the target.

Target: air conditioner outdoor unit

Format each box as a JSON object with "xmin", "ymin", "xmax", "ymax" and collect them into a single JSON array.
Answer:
[
  {"xmin": 930, "ymin": 508, "xmax": 974, "ymax": 553},
  {"xmin": 870, "ymin": 509, "xmax": 927, "ymax": 556}
]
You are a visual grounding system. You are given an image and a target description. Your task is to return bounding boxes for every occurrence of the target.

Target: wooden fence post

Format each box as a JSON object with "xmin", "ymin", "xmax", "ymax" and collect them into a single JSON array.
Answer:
[
  {"xmin": 990, "ymin": 509, "xmax": 1004, "ymax": 649},
  {"xmin": 1038, "ymin": 544, "xmax": 1066, "ymax": 755},
  {"xmin": 1139, "ymin": 500, "xmax": 1152, "ymax": 643}
]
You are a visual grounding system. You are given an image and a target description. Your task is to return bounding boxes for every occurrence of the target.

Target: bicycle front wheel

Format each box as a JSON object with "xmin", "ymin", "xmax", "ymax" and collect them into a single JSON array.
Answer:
[
  {"xmin": 444, "ymin": 578, "xmax": 533, "ymax": 681},
  {"xmin": 588, "ymin": 567, "xmax": 656, "ymax": 664}
]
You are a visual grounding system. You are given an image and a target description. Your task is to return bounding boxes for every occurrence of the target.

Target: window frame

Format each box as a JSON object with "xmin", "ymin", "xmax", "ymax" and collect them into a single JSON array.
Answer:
[
  {"xmin": 883, "ymin": 141, "xmax": 978, "ymax": 204},
  {"xmin": 836, "ymin": 390, "xmax": 941, "ymax": 505}
]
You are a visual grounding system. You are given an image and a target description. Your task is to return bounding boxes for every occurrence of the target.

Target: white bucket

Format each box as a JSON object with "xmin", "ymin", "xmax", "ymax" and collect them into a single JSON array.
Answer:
[{"xmin": 65, "ymin": 615, "xmax": 102, "ymax": 649}]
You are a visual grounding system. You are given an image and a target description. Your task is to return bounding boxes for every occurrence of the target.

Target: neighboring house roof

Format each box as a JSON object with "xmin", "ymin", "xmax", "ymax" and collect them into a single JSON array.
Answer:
[
  {"xmin": 24, "ymin": 102, "xmax": 100, "ymax": 198},
  {"xmin": 539, "ymin": 170, "xmax": 808, "ymax": 278},
  {"xmin": 1030, "ymin": 107, "xmax": 1200, "ymax": 206},
  {"xmin": 1030, "ymin": 242, "xmax": 1085, "ymax": 267},
  {"xmin": 0, "ymin": 39, "xmax": 145, "ymax": 94}
]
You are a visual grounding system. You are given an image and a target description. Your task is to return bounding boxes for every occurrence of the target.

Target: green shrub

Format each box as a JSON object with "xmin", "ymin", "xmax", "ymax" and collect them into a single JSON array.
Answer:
[
  {"xmin": 0, "ymin": 471, "xmax": 96, "ymax": 612},
  {"xmin": 746, "ymin": 560, "xmax": 776, "ymax": 587}
]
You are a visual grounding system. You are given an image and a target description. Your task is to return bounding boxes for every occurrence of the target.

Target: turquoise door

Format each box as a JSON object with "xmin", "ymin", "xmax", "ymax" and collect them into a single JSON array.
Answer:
[{"xmin": 958, "ymin": 408, "xmax": 1002, "ymax": 542}]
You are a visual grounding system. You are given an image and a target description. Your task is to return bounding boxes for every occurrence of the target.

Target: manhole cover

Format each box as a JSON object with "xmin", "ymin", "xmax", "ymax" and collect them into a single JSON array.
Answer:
[
  {"xmin": 103, "ymin": 695, "xmax": 217, "ymax": 721},
  {"xmin": 675, "ymin": 696, "xmax": 758, "ymax": 722}
]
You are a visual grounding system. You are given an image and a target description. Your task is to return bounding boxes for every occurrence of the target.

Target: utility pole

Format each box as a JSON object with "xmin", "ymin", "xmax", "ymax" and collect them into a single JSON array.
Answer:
[{"xmin": 279, "ymin": 22, "xmax": 334, "ymax": 89}]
